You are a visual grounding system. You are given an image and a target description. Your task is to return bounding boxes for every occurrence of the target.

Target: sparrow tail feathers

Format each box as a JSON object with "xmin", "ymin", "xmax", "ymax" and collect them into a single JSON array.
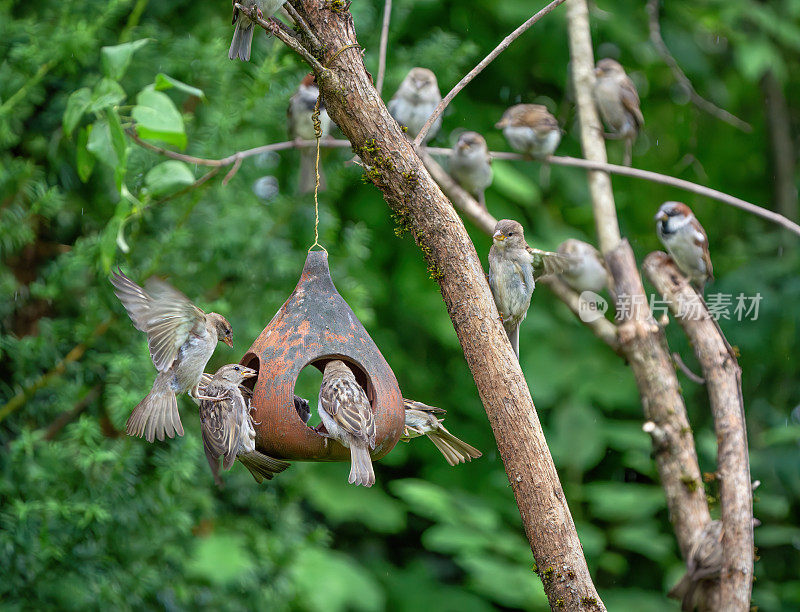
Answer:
[
  {"xmin": 126, "ymin": 373, "xmax": 183, "ymax": 443},
  {"xmin": 229, "ymin": 22, "xmax": 254, "ymax": 61},
  {"xmin": 348, "ymin": 446, "xmax": 375, "ymax": 487},
  {"xmin": 238, "ymin": 451, "xmax": 290, "ymax": 484},
  {"xmin": 427, "ymin": 427, "xmax": 482, "ymax": 466}
]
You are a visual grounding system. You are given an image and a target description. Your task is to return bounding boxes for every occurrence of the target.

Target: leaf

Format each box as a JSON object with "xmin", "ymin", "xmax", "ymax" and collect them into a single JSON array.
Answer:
[
  {"xmin": 132, "ymin": 87, "xmax": 187, "ymax": 149},
  {"xmin": 75, "ymin": 126, "xmax": 95, "ymax": 182},
  {"xmin": 87, "ymin": 118, "xmax": 119, "ymax": 168},
  {"xmin": 101, "ymin": 39, "xmax": 150, "ymax": 81},
  {"xmin": 63, "ymin": 87, "xmax": 92, "ymax": 138},
  {"xmin": 154, "ymin": 73, "xmax": 206, "ymax": 100},
  {"xmin": 143, "ymin": 161, "xmax": 196, "ymax": 197},
  {"xmin": 88, "ymin": 78, "xmax": 126, "ymax": 114}
]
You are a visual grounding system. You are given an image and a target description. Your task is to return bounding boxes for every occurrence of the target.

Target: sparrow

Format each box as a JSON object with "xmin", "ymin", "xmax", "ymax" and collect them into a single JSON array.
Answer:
[
  {"xmin": 495, "ymin": 104, "xmax": 561, "ymax": 159},
  {"xmin": 557, "ymin": 239, "xmax": 610, "ymax": 294},
  {"xmin": 110, "ymin": 270, "xmax": 233, "ymax": 443},
  {"xmin": 317, "ymin": 360, "xmax": 376, "ymax": 487},
  {"xmin": 488, "ymin": 220, "xmax": 573, "ymax": 358},
  {"xmin": 668, "ymin": 520, "xmax": 723, "ymax": 611},
  {"xmin": 401, "ymin": 399, "xmax": 482, "ymax": 466},
  {"xmin": 288, "ymin": 74, "xmax": 332, "ymax": 193},
  {"xmin": 198, "ymin": 364, "xmax": 290, "ymax": 485},
  {"xmin": 593, "ymin": 58, "xmax": 643, "ymax": 166},
  {"xmin": 229, "ymin": 0, "xmax": 285, "ymax": 62},
  {"xmin": 387, "ymin": 67, "xmax": 442, "ymax": 143},
  {"xmin": 655, "ymin": 202, "xmax": 713, "ymax": 291},
  {"xmin": 199, "ymin": 372, "xmax": 312, "ymax": 423},
  {"xmin": 448, "ymin": 131, "xmax": 493, "ymax": 208}
]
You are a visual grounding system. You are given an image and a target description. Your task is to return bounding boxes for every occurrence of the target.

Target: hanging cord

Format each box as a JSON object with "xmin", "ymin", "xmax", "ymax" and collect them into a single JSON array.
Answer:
[{"xmin": 308, "ymin": 93, "xmax": 327, "ymax": 253}]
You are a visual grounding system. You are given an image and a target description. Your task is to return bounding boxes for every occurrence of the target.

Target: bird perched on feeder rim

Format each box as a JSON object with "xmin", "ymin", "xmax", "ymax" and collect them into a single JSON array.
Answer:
[
  {"xmin": 557, "ymin": 238, "xmax": 610, "ymax": 294},
  {"xmin": 495, "ymin": 104, "xmax": 562, "ymax": 159},
  {"xmin": 401, "ymin": 399, "xmax": 482, "ymax": 466},
  {"xmin": 229, "ymin": 0, "xmax": 286, "ymax": 61},
  {"xmin": 655, "ymin": 202, "xmax": 713, "ymax": 292},
  {"xmin": 110, "ymin": 270, "xmax": 233, "ymax": 443},
  {"xmin": 488, "ymin": 220, "xmax": 574, "ymax": 358},
  {"xmin": 198, "ymin": 364, "xmax": 290, "ymax": 485},
  {"xmin": 448, "ymin": 131, "xmax": 493, "ymax": 209},
  {"xmin": 288, "ymin": 74, "xmax": 332, "ymax": 194},
  {"xmin": 317, "ymin": 360, "xmax": 376, "ymax": 487},
  {"xmin": 668, "ymin": 520, "xmax": 723, "ymax": 611},
  {"xmin": 593, "ymin": 58, "xmax": 644, "ymax": 166},
  {"xmin": 387, "ymin": 67, "xmax": 442, "ymax": 143}
]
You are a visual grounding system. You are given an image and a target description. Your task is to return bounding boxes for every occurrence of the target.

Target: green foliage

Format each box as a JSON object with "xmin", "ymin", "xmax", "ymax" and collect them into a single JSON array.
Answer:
[{"xmin": 1, "ymin": 0, "xmax": 799, "ymax": 610}]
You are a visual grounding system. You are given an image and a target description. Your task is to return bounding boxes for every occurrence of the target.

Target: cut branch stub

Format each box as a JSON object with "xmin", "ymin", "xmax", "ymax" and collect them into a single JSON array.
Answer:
[{"xmin": 242, "ymin": 249, "xmax": 404, "ymax": 461}]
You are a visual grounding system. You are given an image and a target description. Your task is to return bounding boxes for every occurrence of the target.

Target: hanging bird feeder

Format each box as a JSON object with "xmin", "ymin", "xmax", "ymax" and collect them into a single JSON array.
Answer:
[{"xmin": 241, "ymin": 250, "xmax": 404, "ymax": 462}]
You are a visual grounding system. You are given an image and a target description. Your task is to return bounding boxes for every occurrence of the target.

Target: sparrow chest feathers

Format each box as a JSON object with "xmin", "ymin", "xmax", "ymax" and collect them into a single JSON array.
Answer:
[
  {"xmin": 502, "ymin": 125, "xmax": 560, "ymax": 157},
  {"xmin": 403, "ymin": 409, "xmax": 437, "ymax": 436},
  {"xmin": 170, "ymin": 326, "xmax": 217, "ymax": 393},
  {"xmin": 489, "ymin": 248, "xmax": 535, "ymax": 327},
  {"xmin": 319, "ymin": 375, "xmax": 375, "ymax": 449},
  {"xmin": 389, "ymin": 96, "xmax": 440, "ymax": 137},
  {"xmin": 450, "ymin": 149, "xmax": 492, "ymax": 192},
  {"xmin": 659, "ymin": 219, "xmax": 709, "ymax": 279},
  {"xmin": 594, "ymin": 78, "xmax": 637, "ymax": 136},
  {"xmin": 566, "ymin": 256, "xmax": 608, "ymax": 293}
]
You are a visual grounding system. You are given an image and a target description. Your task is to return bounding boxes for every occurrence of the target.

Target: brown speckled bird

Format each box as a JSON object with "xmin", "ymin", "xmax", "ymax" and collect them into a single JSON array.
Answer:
[
  {"xmin": 317, "ymin": 360, "xmax": 376, "ymax": 487},
  {"xmin": 449, "ymin": 131, "xmax": 493, "ymax": 208},
  {"xmin": 110, "ymin": 270, "xmax": 233, "ymax": 443},
  {"xmin": 593, "ymin": 58, "xmax": 644, "ymax": 166},
  {"xmin": 198, "ymin": 364, "xmax": 290, "ymax": 485},
  {"xmin": 495, "ymin": 104, "xmax": 561, "ymax": 159},
  {"xmin": 401, "ymin": 399, "xmax": 482, "ymax": 466},
  {"xmin": 655, "ymin": 201, "xmax": 713, "ymax": 291}
]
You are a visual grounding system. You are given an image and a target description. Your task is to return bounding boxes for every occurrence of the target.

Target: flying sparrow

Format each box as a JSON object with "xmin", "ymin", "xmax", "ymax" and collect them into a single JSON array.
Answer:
[
  {"xmin": 317, "ymin": 360, "xmax": 376, "ymax": 487},
  {"xmin": 387, "ymin": 67, "xmax": 442, "ymax": 143},
  {"xmin": 593, "ymin": 58, "xmax": 643, "ymax": 166},
  {"xmin": 488, "ymin": 220, "xmax": 573, "ymax": 358},
  {"xmin": 557, "ymin": 239, "xmax": 610, "ymax": 294},
  {"xmin": 448, "ymin": 131, "xmax": 493, "ymax": 208},
  {"xmin": 229, "ymin": 0, "xmax": 285, "ymax": 62},
  {"xmin": 198, "ymin": 364, "xmax": 290, "ymax": 485},
  {"xmin": 655, "ymin": 202, "xmax": 713, "ymax": 291},
  {"xmin": 401, "ymin": 399, "xmax": 482, "ymax": 466},
  {"xmin": 495, "ymin": 104, "xmax": 561, "ymax": 159},
  {"xmin": 288, "ymin": 74, "xmax": 332, "ymax": 193},
  {"xmin": 668, "ymin": 520, "xmax": 723, "ymax": 611},
  {"xmin": 110, "ymin": 270, "xmax": 233, "ymax": 443}
]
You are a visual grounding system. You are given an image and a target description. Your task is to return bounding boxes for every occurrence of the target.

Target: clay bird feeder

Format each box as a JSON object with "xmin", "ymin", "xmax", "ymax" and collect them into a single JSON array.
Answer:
[{"xmin": 240, "ymin": 250, "xmax": 404, "ymax": 461}]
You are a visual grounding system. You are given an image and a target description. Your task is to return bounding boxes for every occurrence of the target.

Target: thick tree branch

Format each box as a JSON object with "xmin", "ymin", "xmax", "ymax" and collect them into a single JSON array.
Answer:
[
  {"xmin": 284, "ymin": 2, "xmax": 604, "ymax": 608},
  {"xmin": 644, "ymin": 252, "xmax": 754, "ymax": 610},
  {"xmin": 566, "ymin": 0, "xmax": 712, "ymax": 569},
  {"xmin": 646, "ymin": 0, "xmax": 752, "ymax": 133},
  {"xmin": 412, "ymin": 0, "xmax": 568, "ymax": 147}
]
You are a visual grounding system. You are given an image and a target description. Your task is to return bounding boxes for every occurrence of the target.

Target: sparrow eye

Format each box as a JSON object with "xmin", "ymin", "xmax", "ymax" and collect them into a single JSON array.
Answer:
[{"xmin": 234, "ymin": 365, "xmax": 240, "ymax": 371}]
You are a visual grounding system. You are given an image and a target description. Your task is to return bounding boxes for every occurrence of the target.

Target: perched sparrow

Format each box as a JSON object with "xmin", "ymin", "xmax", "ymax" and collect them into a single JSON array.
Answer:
[
  {"xmin": 317, "ymin": 360, "xmax": 376, "ymax": 487},
  {"xmin": 401, "ymin": 399, "xmax": 482, "ymax": 466},
  {"xmin": 557, "ymin": 239, "xmax": 610, "ymax": 294},
  {"xmin": 668, "ymin": 520, "xmax": 723, "ymax": 611},
  {"xmin": 449, "ymin": 131, "xmax": 493, "ymax": 208},
  {"xmin": 110, "ymin": 270, "xmax": 233, "ymax": 443},
  {"xmin": 199, "ymin": 372, "xmax": 312, "ymax": 423},
  {"xmin": 229, "ymin": 0, "xmax": 285, "ymax": 61},
  {"xmin": 288, "ymin": 74, "xmax": 332, "ymax": 193},
  {"xmin": 593, "ymin": 58, "xmax": 643, "ymax": 166},
  {"xmin": 198, "ymin": 364, "xmax": 290, "ymax": 485},
  {"xmin": 655, "ymin": 202, "xmax": 713, "ymax": 291},
  {"xmin": 387, "ymin": 67, "xmax": 442, "ymax": 143},
  {"xmin": 495, "ymin": 104, "xmax": 561, "ymax": 159},
  {"xmin": 488, "ymin": 220, "xmax": 573, "ymax": 357}
]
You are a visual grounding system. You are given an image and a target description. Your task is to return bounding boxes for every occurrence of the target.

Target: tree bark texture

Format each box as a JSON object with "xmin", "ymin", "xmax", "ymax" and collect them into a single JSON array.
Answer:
[
  {"xmin": 289, "ymin": 1, "xmax": 604, "ymax": 608},
  {"xmin": 644, "ymin": 252, "xmax": 754, "ymax": 610}
]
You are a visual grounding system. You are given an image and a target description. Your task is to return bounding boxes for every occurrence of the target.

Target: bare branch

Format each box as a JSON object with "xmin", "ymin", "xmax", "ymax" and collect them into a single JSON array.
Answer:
[
  {"xmin": 412, "ymin": 0, "xmax": 568, "ymax": 147},
  {"xmin": 644, "ymin": 252, "xmax": 754, "ymax": 609},
  {"xmin": 420, "ymin": 150, "xmax": 621, "ymax": 353},
  {"xmin": 375, "ymin": 0, "xmax": 392, "ymax": 96},
  {"xmin": 646, "ymin": 0, "xmax": 752, "ymax": 133},
  {"xmin": 672, "ymin": 351, "xmax": 706, "ymax": 384}
]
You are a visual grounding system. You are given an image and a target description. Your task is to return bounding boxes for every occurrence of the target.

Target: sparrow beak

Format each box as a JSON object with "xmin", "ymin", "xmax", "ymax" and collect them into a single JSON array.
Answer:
[
  {"xmin": 495, "ymin": 119, "xmax": 507, "ymax": 129},
  {"xmin": 493, "ymin": 231, "xmax": 506, "ymax": 242},
  {"xmin": 655, "ymin": 211, "xmax": 668, "ymax": 223},
  {"xmin": 241, "ymin": 368, "xmax": 257, "ymax": 379},
  {"xmin": 223, "ymin": 336, "xmax": 234, "ymax": 348}
]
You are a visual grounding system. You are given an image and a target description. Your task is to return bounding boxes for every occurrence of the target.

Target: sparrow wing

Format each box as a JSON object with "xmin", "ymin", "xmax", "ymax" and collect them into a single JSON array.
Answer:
[
  {"xmin": 320, "ymin": 377, "xmax": 376, "ymax": 449},
  {"xmin": 693, "ymin": 224, "xmax": 714, "ymax": 282},
  {"xmin": 620, "ymin": 76, "xmax": 644, "ymax": 130},
  {"xmin": 110, "ymin": 270, "xmax": 152, "ymax": 333},
  {"xmin": 527, "ymin": 247, "xmax": 576, "ymax": 280},
  {"xmin": 403, "ymin": 398, "xmax": 447, "ymax": 415},
  {"xmin": 199, "ymin": 383, "xmax": 242, "ymax": 472},
  {"xmin": 142, "ymin": 277, "xmax": 207, "ymax": 372}
]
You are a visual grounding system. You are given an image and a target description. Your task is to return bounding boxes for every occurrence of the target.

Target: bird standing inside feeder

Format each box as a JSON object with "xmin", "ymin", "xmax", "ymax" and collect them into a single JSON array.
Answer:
[
  {"xmin": 317, "ymin": 360, "xmax": 376, "ymax": 487},
  {"xmin": 110, "ymin": 270, "xmax": 233, "ymax": 442},
  {"xmin": 401, "ymin": 399, "xmax": 482, "ymax": 466},
  {"xmin": 198, "ymin": 364, "xmax": 290, "ymax": 485},
  {"xmin": 488, "ymin": 220, "xmax": 573, "ymax": 358}
]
